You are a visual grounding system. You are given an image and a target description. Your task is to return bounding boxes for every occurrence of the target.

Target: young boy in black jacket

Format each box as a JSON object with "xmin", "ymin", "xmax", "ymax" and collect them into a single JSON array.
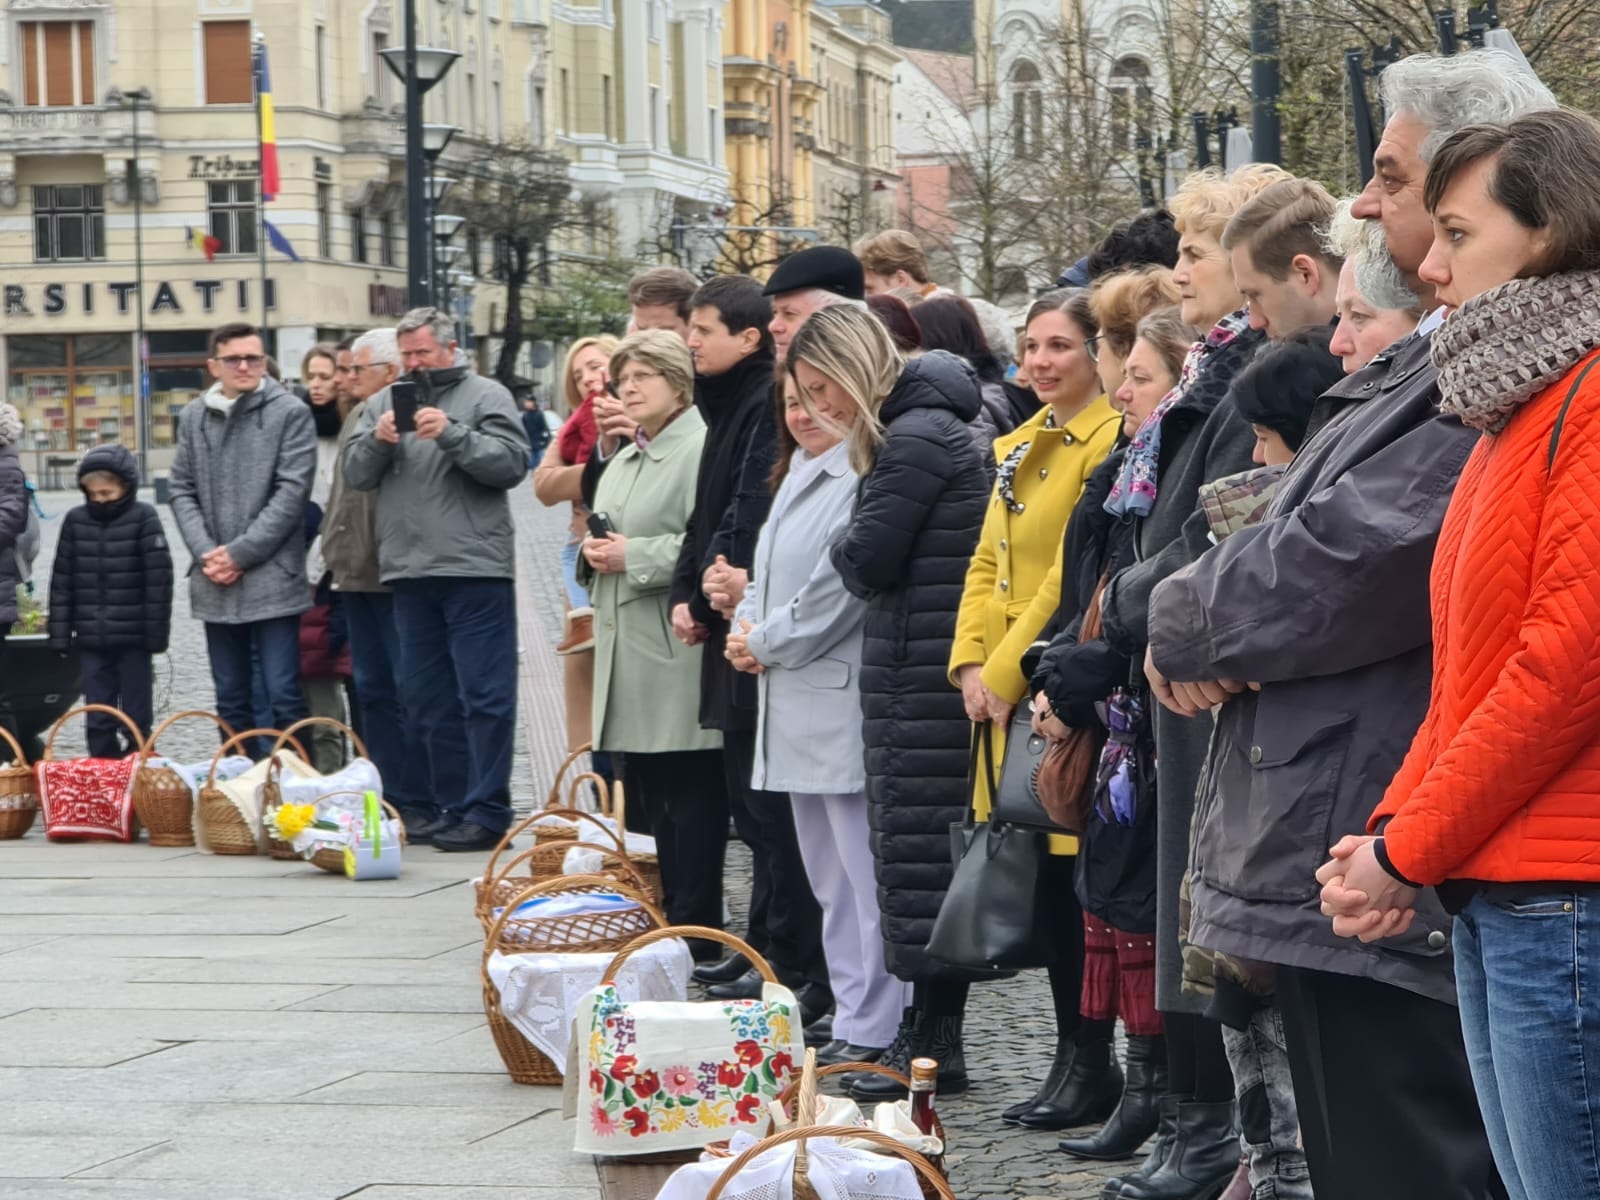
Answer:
[{"xmin": 47, "ymin": 444, "xmax": 173, "ymax": 757}]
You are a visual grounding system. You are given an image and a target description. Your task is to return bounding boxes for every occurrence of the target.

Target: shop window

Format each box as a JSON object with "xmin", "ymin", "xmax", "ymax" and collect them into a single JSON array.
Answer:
[
  {"xmin": 19, "ymin": 20, "xmax": 95, "ymax": 108},
  {"xmin": 203, "ymin": 21, "xmax": 252, "ymax": 105},
  {"xmin": 33, "ymin": 184, "xmax": 104, "ymax": 263},
  {"xmin": 7, "ymin": 333, "xmax": 134, "ymax": 455},
  {"xmin": 208, "ymin": 180, "xmax": 257, "ymax": 257}
]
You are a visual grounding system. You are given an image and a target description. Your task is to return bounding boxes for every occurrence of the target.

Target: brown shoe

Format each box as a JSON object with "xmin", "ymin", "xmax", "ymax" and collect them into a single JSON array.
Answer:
[{"xmin": 556, "ymin": 609, "xmax": 595, "ymax": 656}]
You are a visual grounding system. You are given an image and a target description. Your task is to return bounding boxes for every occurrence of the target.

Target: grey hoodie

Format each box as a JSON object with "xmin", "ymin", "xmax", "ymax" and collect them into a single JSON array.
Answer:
[{"xmin": 169, "ymin": 378, "xmax": 317, "ymax": 624}]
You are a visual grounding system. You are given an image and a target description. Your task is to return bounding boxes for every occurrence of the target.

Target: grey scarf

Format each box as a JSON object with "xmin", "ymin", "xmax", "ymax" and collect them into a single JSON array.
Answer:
[{"xmin": 1431, "ymin": 270, "xmax": 1600, "ymax": 433}]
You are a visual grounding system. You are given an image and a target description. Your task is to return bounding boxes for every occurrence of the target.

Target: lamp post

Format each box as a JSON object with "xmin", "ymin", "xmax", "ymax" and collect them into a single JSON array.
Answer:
[
  {"xmin": 432, "ymin": 213, "xmax": 466, "ymax": 322},
  {"xmin": 380, "ymin": 37, "xmax": 458, "ymax": 307},
  {"xmin": 421, "ymin": 122, "xmax": 459, "ymax": 303},
  {"xmin": 119, "ymin": 85, "xmax": 153, "ymax": 482}
]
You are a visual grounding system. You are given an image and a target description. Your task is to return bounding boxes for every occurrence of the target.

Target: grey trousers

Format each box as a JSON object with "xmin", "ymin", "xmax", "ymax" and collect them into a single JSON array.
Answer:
[{"xmin": 1223, "ymin": 1004, "xmax": 1315, "ymax": 1200}]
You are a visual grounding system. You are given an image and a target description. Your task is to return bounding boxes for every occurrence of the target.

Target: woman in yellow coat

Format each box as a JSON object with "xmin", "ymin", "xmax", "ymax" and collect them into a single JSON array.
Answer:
[{"xmin": 949, "ymin": 287, "xmax": 1120, "ymax": 1128}]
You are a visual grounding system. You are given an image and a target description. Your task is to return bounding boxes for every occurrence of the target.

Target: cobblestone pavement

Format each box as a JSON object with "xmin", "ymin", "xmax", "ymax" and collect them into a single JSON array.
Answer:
[{"xmin": 23, "ymin": 478, "xmax": 1137, "ymax": 1198}]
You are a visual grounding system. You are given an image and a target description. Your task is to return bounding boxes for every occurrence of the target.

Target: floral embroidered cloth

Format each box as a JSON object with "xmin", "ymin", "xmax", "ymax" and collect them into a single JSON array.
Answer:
[
  {"xmin": 37, "ymin": 754, "xmax": 139, "ymax": 842},
  {"xmin": 573, "ymin": 980, "xmax": 804, "ymax": 1156}
]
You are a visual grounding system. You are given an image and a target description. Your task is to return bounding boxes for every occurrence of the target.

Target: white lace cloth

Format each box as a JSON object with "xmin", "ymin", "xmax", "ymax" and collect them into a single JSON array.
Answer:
[
  {"xmin": 530, "ymin": 811, "xmax": 658, "ymax": 858},
  {"xmin": 486, "ymin": 937, "xmax": 691, "ymax": 1071},
  {"xmin": 652, "ymin": 1132, "xmax": 926, "ymax": 1200},
  {"xmin": 186, "ymin": 753, "xmax": 283, "ymax": 852}
]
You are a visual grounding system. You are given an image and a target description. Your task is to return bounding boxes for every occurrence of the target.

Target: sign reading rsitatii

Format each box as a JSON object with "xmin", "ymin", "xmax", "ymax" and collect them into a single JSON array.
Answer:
[
  {"xmin": 187, "ymin": 155, "xmax": 261, "ymax": 181},
  {"xmin": 1, "ymin": 279, "xmax": 277, "ymax": 318}
]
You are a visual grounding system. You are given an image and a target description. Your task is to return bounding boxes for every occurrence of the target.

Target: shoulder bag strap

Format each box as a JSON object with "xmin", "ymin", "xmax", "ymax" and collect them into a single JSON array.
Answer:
[{"xmin": 1547, "ymin": 353, "xmax": 1600, "ymax": 474}]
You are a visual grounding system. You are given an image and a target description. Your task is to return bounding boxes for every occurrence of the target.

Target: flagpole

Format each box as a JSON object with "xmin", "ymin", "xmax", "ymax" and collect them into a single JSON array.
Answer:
[{"xmin": 253, "ymin": 33, "xmax": 269, "ymax": 332}]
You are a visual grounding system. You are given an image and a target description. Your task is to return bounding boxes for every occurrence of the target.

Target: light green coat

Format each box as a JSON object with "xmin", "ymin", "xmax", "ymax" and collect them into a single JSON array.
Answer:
[{"xmin": 584, "ymin": 407, "xmax": 722, "ymax": 755}]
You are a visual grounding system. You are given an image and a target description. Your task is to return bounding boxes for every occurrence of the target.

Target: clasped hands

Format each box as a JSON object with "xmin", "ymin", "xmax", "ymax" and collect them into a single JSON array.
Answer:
[
  {"xmin": 724, "ymin": 618, "xmax": 764, "ymax": 674},
  {"xmin": 1143, "ymin": 646, "xmax": 1259, "ymax": 717},
  {"xmin": 957, "ymin": 663, "xmax": 1015, "ymax": 728},
  {"xmin": 1316, "ymin": 834, "xmax": 1419, "ymax": 942},
  {"xmin": 202, "ymin": 545, "xmax": 242, "ymax": 586}
]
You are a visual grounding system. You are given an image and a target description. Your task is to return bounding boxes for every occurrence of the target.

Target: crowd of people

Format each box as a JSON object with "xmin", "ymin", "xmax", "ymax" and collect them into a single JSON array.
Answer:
[
  {"xmin": 533, "ymin": 45, "xmax": 1600, "ymax": 1200},
  {"xmin": 3, "ymin": 40, "xmax": 1599, "ymax": 1200}
]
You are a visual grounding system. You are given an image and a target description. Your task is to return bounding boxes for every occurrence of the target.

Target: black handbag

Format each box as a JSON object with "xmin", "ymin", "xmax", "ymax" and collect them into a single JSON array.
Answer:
[
  {"xmin": 987, "ymin": 707, "xmax": 1091, "ymax": 835},
  {"xmin": 925, "ymin": 725, "xmax": 1058, "ymax": 971}
]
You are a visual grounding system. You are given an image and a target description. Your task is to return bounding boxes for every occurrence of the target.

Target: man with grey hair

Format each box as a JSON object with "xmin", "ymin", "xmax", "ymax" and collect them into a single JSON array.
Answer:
[
  {"xmin": 1144, "ymin": 48, "xmax": 1552, "ymax": 1200},
  {"xmin": 344, "ymin": 307, "xmax": 530, "ymax": 852},
  {"xmin": 762, "ymin": 245, "xmax": 869, "ymax": 363},
  {"xmin": 321, "ymin": 325, "xmax": 426, "ymax": 827}
]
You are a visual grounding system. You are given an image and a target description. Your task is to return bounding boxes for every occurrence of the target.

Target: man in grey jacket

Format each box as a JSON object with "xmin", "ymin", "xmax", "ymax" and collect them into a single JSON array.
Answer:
[
  {"xmin": 1144, "ymin": 51, "xmax": 1551, "ymax": 1200},
  {"xmin": 343, "ymin": 307, "xmax": 529, "ymax": 852},
  {"xmin": 170, "ymin": 322, "xmax": 316, "ymax": 752}
]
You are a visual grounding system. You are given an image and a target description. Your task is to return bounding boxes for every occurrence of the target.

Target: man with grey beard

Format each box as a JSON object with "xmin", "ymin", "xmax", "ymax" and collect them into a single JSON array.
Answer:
[{"xmin": 1139, "ymin": 49, "xmax": 1551, "ymax": 1200}]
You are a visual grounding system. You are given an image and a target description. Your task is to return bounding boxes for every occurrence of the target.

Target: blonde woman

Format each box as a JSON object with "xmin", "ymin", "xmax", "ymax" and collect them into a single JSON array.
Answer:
[
  {"xmin": 580, "ymin": 331, "xmax": 726, "ymax": 948},
  {"xmin": 1089, "ymin": 266, "xmax": 1182, "ymax": 399},
  {"xmin": 806, "ymin": 306, "xmax": 991, "ymax": 1099}
]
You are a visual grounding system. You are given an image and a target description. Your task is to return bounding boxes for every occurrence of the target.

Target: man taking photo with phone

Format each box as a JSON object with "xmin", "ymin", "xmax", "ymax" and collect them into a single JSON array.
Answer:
[{"xmin": 343, "ymin": 307, "xmax": 531, "ymax": 851}]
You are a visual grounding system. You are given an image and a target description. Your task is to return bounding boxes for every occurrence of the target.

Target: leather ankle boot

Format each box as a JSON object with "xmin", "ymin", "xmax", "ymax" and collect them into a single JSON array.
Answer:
[
  {"xmin": 1015, "ymin": 1029, "xmax": 1124, "ymax": 1130},
  {"xmin": 850, "ymin": 1009, "xmax": 969, "ymax": 1099},
  {"xmin": 1098, "ymin": 1094, "xmax": 1183, "ymax": 1200},
  {"xmin": 1003, "ymin": 1036, "xmax": 1076, "ymax": 1125},
  {"xmin": 1118, "ymin": 1099, "xmax": 1239, "ymax": 1200},
  {"xmin": 843, "ymin": 1007, "xmax": 917, "ymax": 1097},
  {"xmin": 1060, "ymin": 1034, "xmax": 1168, "ymax": 1160}
]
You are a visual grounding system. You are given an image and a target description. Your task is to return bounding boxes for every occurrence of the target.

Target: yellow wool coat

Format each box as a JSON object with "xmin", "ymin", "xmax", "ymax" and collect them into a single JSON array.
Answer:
[{"xmin": 949, "ymin": 396, "xmax": 1121, "ymax": 844}]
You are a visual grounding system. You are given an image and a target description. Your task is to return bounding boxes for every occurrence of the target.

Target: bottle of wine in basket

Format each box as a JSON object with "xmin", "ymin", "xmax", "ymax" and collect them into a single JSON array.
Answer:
[{"xmin": 909, "ymin": 1058, "xmax": 938, "ymax": 1136}]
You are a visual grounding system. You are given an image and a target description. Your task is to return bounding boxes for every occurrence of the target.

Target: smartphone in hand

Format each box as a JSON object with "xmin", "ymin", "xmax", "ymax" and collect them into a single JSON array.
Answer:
[
  {"xmin": 390, "ymin": 379, "xmax": 419, "ymax": 433},
  {"xmin": 587, "ymin": 511, "xmax": 616, "ymax": 540}
]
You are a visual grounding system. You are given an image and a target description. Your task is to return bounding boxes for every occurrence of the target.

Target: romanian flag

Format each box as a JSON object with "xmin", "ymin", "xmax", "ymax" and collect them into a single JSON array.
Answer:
[
  {"xmin": 185, "ymin": 226, "xmax": 222, "ymax": 262},
  {"xmin": 253, "ymin": 38, "xmax": 280, "ymax": 202}
]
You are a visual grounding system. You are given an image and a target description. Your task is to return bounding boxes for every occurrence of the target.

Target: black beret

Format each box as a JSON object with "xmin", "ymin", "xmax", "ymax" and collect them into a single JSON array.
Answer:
[{"xmin": 763, "ymin": 245, "xmax": 865, "ymax": 301}]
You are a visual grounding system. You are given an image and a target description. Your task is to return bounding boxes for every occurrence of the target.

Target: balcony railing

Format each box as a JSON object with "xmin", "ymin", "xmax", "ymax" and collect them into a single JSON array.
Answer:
[{"xmin": 0, "ymin": 105, "xmax": 134, "ymax": 151}]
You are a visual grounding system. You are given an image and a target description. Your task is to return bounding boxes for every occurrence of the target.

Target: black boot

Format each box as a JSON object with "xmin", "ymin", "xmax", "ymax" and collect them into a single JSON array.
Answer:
[
  {"xmin": 841, "ymin": 1007, "xmax": 917, "ymax": 1096},
  {"xmin": 1060, "ymin": 1035, "xmax": 1168, "ymax": 1161},
  {"xmin": 1118, "ymin": 1099, "xmax": 1239, "ymax": 1200},
  {"xmin": 1014, "ymin": 1027, "xmax": 1124, "ymax": 1130},
  {"xmin": 849, "ymin": 1010, "xmax": 969, "ymax": 1098},
  {"xmin": 1002, "ymin": 1036, "xmax": 1076, "ymax": 1125},
  {"xmin": 1098, "ymin": 1093, "xmax": 1183, "ymax": 1200}
]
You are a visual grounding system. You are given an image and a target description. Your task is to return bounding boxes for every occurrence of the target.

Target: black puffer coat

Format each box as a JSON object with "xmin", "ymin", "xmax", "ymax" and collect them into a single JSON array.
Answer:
[
  {"xmin": 832, "ymin": 352, "xmax": 991, "ymax": 983},
  {"xmin": 47, "ymin": 444, "xmax": 173, "ymax": 653}
]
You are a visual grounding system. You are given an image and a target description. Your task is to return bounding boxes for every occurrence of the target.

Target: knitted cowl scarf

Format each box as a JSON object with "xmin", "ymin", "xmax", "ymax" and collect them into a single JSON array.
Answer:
[
  {"xmin": 0, "ymin": 402, "xmax": 20, "ymax": 448},
  {"xmin": 1431, "ymin": 270, "xmax": 1600, "ymax": 433}
]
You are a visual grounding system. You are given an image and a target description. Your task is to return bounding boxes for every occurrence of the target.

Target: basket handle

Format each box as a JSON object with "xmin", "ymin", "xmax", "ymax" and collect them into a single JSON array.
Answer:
[
  {"xmin": 484, "ymin": 808, "xmax": 561, "ymax": 879},
  {"xmin": 479, "ymin": 875, "xmax": 666, "ymax": 974},
  {"xmin": 704, "ymin": 1126, "xmax": 955, "ymax": 1200},
  {"xmin": 776, "ymin": 1060, "xmax": 911, "ymax": 1112},
  {"xmin": 0, "ymin": 723, "xmax": 29, "ymax": 768},
  {"xmin": 484, "ymin": 839, "xmax": 652, "ymax": 898},
  {"xmin": 543, "ymin": 742, "xmax": 593, "ymax": 809},
  {"xmin": 204, "ymin": 728, "xmax": 286, "ymax": 786},
  {"xmin": 141, "ymin": 710, "xmax": 238, "ymax": 767},
  {"xmin": 604, "ymin": 926, "xmax": 776, "ymax": 986},
  {"xmin": 530, "ymin": 806, "xmax": 627, "ymax": 852},
  {"xmin": 564, "ymin": 771, "xmax": 612, "ymax": 815},
  {"xmin": 272, "ymin": 716, "xmax": 371, "ymax": 764},
  {"xmin": 294, "ymin": 789, "xmax": 408, "ymax": 837},
  {"xmin": 42, "ymin": 704, "xmax": 149, "ymax": 760}
]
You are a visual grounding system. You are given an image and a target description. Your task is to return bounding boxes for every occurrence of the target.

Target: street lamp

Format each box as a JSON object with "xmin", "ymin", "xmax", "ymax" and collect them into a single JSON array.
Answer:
[
  {"xmin": 419, "ymin": 123, "xmax": 460, "ymax": 302},
  {"xmin": 380, "ymin": 37, "xmax": 459, "ymax": 306},
  {"xmin": 116, "ymin": 85, "xmax": 154, "ymax": 482}
]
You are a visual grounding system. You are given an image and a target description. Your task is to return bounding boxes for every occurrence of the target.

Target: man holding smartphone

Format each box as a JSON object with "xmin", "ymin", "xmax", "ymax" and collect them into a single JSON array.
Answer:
[{"xmin": 342, "ymin": 307, "xmax": 530, "ymax": 852}]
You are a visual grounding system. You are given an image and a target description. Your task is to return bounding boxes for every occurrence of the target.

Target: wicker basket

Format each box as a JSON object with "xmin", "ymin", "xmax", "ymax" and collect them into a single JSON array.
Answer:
[
  {"xmin": 261, "ymin": 718, "xmax": 372, "ymax": 860},
  {"xmin": 475, "ymin": 838, "xmax": 655, "ymax": 930},
  {"xmin": 490, "ymin": 872, "xmax": 665, "ymax": 955},
  {"xmin": 530, "ymin": 773, "xmax": 614, "ymax": 847},
  {"xmin": 526, "ymin": 787, "xmax": 663, "ymax": 899},
  {"xmin": 481, "ymin": 877, "xmax": 667, "ymax": 1086},
  {"xmin": 40, "ymin": 705, "xmax": 151, "ymax": 842},
  {"xmin": 197, "ymin": 727, "xmax": 285, "ymax": 855},
  {"xmin": 0, "ymin": 726, "xmax": 38, "ymax": 840},
  {"xmin": 543, "ymin": 742, "xmax": 599, "ymax": 810},
  {"xmin": 293, "ymin": 790, "xmax": 408, "ymax": 874},
  {"xmin": 704, "ymin": 1126, "xmax": 957, "ymax": 1200},
  {"xmin": 135, "ymin": 710, "xmax": 237, "ymax": 847}
]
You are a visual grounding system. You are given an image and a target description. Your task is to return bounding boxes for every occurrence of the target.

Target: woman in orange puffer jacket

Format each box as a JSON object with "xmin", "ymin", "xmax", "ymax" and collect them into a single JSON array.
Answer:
[{"xmin": 1319, "ymin": 110, "xmax": 1600, "ymax": 1200}]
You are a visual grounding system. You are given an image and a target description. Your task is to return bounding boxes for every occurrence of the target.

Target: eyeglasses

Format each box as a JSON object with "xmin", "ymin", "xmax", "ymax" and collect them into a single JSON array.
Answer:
[
  {"xmin": 216, "ymin": 355, "xmax": 266, "ymax": 369},
  {"xmin": 1084, "ymin": 335, "xmax": 1102, "ymax": 364},
  {"xmin": 612, "ymin": 369, "xmax": 664, "ymax": 391}
]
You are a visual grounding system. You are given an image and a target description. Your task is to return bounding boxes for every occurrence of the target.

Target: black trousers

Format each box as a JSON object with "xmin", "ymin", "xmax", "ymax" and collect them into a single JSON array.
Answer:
[
  {"xmin": 80, "ymin": 648, "xmax": 153, "ymax": 757},
  {"xmin": 0, "ymin": 633, "xmax": 16, "ymax": 744},
  {"xmin": 722, "ymin": 729, "xmax": 829, "ymax": 993},
  {"xmin": 1276, "ymin": 965, "xmax": 1506, "ymax": 1200},
  {"xmin": 622, "ymin": 748, "xmax": 729, "ymax": 935}
]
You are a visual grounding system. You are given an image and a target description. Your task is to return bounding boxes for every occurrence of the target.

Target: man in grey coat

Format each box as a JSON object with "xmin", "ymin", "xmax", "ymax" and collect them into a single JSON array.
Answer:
[
  {"xmin": 343, "ymin": 307, "xmax": 529, "ymax": 852},
  {"xmin": 1144, "ymin": 50, "xmax": 1552, "ymax": 1200},
  {"xmin": 170, "ymin": 322, "xmax": 316, "ymax": 753}
]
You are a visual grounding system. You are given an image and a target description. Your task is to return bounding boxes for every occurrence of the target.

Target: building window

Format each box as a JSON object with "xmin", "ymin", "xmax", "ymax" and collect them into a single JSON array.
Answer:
[
  {"xmin": 351, "ymin": 206, "xmax": 368, "ymax": 263},
  {"xmin": 1010, "ymin": 60, "xmax": 1043, "ymax": 160},
  {"xmin": 467, "ymin": 69, "xmax": 478, "ymax": 132},
  {"xmin": 33, "ymin": 184, "xmax": 104, "ymax": 262},
  {"xmin": 492, "ymin": 79, "xmax": 502, "ymax": 142},
  {"xmin": 710, "ymin": 108, "xmax": 720, "ymax": 165},
  {"xmin": 650, "ymin": 84, "xmax": 660, "ymax": 148},
  {"xmin": 466, "ymin": 227, "xmax": 482, "ymax": 277},
  {"xmin": 371, "ymin": 32, "xmax": 390, "ymax": 104},
  {"xmin": 532, "ymin": 84, "xmax": 545, "ymax": 144},
  {"xmin": 316, "ymin": 182, "xmax": 332, "ymax": 258},
  {"xmin": 1109, "ymin": 57, "xmax": 1154, "ymax": 153},
  {"xmin": 203, "ymin": 21, "xmax": 253, "ymax": 105},
  {"xmin": 601, "ymin": 74, "xmax": 613, "ymax": 140},
  {"xmin": 7, "ymin": 334, "xmax": 134, "ymax": 453},
  {"xmin": 378, "ymin": 210, "xmax": 395, "ymax": 267},
  {"xmin": 559, "ymin": 67, "xmax": 570, "ymax": 133},
  {"xmin": 19, "ymin": 20, "xmax": 95, "ymax": 107},
  {"xmin": 207, "ymin": 180, "xmax": 257, "ymax": 256},
  {"xmin": 315, "ymin": 25, "xmax": 328, "ymax": 109}
]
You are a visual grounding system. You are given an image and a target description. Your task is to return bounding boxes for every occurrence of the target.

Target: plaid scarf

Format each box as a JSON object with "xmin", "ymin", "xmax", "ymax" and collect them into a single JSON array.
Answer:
[{"xmin": 1105, "ymin": 309, "xmax": 1251, "ymax": 519}]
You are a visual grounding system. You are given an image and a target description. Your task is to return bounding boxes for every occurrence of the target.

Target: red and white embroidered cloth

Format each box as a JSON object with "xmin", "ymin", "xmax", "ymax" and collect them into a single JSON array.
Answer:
[{"xmin": 36, "ymin": 756, "xmax": 140, "ymax": 842}]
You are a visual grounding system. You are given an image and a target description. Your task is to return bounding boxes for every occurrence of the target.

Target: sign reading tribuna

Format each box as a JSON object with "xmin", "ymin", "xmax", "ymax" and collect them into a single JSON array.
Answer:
[
  {"xmin": 0, "ymin": 279, "xmax": 277, "ymax": 319},
  {"xmin": 186, "ymin": 155, "xmax": 262, "ymax": 181}
]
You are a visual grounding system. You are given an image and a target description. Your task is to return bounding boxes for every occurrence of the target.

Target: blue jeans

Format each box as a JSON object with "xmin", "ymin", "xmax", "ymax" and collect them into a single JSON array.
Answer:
[
  {"xmin": 560, "ymin": 536, "xmax": 590, "ymax": 610},
  {"xmin": 1455, "ymin": 889, "xmax": 1600, "ymax": 1200},
  {"xmin": 204, "ymin": 617, "xmax": 307, "ymax": 759},
  {"xmin": 391, "ymin": 577, "xmax": 517, "ymax": 835},
  {"xmin": 343, "ymin": 591, "xmax": 427, "ymax": 815}
]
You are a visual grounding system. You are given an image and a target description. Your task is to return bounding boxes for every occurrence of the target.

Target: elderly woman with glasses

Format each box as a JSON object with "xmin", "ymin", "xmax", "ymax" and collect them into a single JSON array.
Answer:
[{"xmin": 580, "ymin": 330, "xmax": 727, "ymax": 945}]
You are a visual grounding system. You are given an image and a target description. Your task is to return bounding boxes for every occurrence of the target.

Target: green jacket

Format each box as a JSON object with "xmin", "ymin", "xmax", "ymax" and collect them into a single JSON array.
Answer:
[{"xmin": 583, "ymin": 407, "xmax": 721, "ymax": 755}]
